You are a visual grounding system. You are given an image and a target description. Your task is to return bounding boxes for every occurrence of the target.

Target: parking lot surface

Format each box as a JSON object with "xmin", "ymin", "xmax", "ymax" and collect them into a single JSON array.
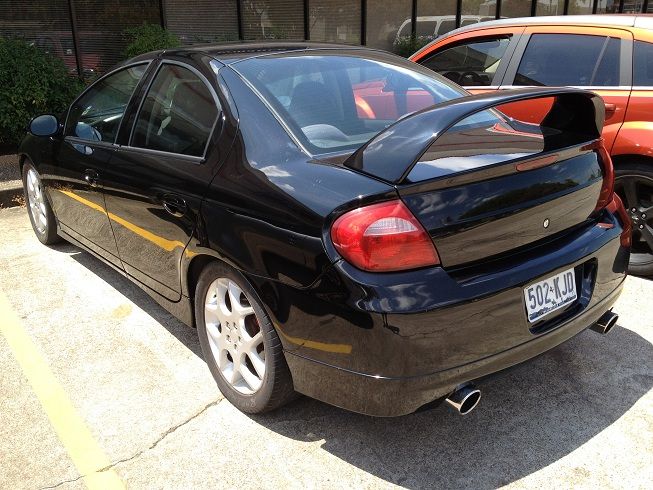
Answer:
[{"xmin": 1, "ymin": 205, "xmax": 652, "ymax": 489}]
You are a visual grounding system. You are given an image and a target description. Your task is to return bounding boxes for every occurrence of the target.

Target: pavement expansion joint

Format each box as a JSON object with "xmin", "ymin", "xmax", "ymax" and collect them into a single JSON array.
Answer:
[{"xmin": 38, "ymin": 398, "xmax": 223, "ymax": 489}]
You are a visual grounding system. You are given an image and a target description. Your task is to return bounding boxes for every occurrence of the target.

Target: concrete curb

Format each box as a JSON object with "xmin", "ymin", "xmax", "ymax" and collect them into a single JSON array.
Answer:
[
  {"xmin": 0, "ymin": 153, "xmax": 21, "ymax": 208},
  {"xmin": 0, "ymin": 180, "xmax": 23, "ymax": 209}
]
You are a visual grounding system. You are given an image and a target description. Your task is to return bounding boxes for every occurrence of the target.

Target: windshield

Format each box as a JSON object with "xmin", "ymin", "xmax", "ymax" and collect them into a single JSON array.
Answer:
[{"xmin": 233, "ymin": 52, "xmax": 469, "ymax": 154}]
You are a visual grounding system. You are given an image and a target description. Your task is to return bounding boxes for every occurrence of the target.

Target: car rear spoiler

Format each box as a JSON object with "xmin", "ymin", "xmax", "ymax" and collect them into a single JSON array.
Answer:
[{"xmin": 343, "ymin": 87, "xmax": 605, "ymax": 184}]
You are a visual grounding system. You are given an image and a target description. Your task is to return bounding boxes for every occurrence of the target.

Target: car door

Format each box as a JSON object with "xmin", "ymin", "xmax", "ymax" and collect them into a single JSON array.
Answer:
[
  {"xmin": 101, "ymin": 60, "xmax": 223, "ymax": 301},
  {"xmin": 499, "ymin": 26, "xmax": 633, "ymax": 151},
  {"xmin": 415, "ymin": 26, "xmax": 525, "ymax": 95},
  {"xmin": 46, "ymin": 62, "xmax": 149, "ymax": 265}
]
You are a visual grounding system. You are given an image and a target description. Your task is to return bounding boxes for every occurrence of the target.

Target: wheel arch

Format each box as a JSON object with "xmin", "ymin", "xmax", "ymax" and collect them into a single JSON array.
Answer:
[
  {"xmin": 186, "ymin": 253, "xmax": 221, "ymax": 302},
  {"xmin": 611, "ymin": 153, "xmax": 653, "ymax": 168}
]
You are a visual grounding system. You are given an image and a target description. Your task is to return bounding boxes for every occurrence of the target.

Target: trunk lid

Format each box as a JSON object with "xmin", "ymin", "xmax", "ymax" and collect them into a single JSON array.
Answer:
[{"xmin": 342, "ymin": 87, "xmax": 609, "ymax": 268}]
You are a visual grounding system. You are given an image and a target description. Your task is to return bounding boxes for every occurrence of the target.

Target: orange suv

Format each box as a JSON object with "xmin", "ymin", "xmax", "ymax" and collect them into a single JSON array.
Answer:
[{"xmin": 411, "ymin": 15, "xmax": 653, "ymax": 275}]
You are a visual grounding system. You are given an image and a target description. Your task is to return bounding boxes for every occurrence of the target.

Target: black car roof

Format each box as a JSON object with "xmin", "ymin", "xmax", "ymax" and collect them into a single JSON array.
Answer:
[{"xmin": 162, "ymin": 41, "xmax": 372, "ymax": 64}]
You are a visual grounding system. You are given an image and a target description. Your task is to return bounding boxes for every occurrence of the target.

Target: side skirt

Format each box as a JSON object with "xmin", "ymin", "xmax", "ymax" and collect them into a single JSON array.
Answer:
[{"xmin": 58, "ymin": 228, "xmax": 195, "ymax": 328}]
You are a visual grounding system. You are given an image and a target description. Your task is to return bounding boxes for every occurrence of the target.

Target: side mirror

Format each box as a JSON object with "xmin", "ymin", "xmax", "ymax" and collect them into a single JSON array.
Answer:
[{"xmin": 29, "ymin": 114, "xmax": 60, "ymax": 137}]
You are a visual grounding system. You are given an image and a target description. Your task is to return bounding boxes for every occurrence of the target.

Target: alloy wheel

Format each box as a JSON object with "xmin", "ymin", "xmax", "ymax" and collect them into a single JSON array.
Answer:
[
  {"xmin": 26, "ymin": 168, "xmax": 47, "ymax": 234},
  {"xmin": 203, "ymin": 277, "xmax": 265, "ymax": 394},
  {"xmin": 615, "ymin": 175, "xmax": 653, "ymax": 264}
]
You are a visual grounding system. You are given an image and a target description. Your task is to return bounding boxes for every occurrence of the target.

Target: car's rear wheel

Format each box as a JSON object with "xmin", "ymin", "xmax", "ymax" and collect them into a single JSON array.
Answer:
[
  {"xmin": 195, "ymin": 261, "xmax": 296, "ymax": 413},
  {"xmin": 615, "ymin": 161, "xmax": 653, "ymax": 276},
  {"xmin": 22, "ymin": 161, "xmax": 60, "ymax": 245}
]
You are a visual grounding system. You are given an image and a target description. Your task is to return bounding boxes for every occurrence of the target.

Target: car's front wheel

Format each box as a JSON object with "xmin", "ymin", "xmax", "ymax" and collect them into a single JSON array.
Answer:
[
  {"xmin": 615, "ymin": 161, "xmax": 653, "ymax": 276},
  {"xmin": 22, "ymin": 161, "xmax": 60, "ymax": 245},
  {"xmin": 195, "ymin": 261, "xmax": 296, "ymax": 413}
]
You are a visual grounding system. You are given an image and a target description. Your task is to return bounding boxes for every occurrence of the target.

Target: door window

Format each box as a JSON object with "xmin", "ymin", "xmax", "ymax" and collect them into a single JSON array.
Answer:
[
  {"xmin": 419, "ymin": 37, "xmax": 511, "ymax": 86},
  {"xmin": 66, "ymin": 64, "xmax": 147, "ymax": 143},
  {"xmin": 513, "ymin": 34, "xmax": 621, "ymax": 87},
  {"xmin": 634, "ymin": 40, "xmax": 653, "ymax": 86},
  {"xmin": 131, "ymin": 64, "xmax": 219, "ymax": 158}
]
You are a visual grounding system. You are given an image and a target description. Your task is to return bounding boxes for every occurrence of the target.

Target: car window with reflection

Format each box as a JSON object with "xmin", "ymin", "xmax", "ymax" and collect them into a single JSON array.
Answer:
[
  {"xmin": 514, "ymin": 34, "xmax": 620, "ymax": 87},
  {"xmin": 234, "ymin": 54, "xmax": 465, "ymax": 154},
  {"xmin": 131, "ymin": 64, "xmax": 219, "ymax": 157},
  {"xmin": 420, "ymin": 37, "xmax": 511, "ymax": 87},
  {"xmin": 634, "ymin": 40, "xmax": 653, "ymax": 86},
  {"xmin": 66, "ymin": 64, "xmax": 146, "ymax": 143}
]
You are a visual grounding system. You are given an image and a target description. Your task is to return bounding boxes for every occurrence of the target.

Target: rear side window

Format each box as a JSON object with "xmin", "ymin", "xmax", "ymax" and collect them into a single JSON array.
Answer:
[
  {"xmin": 634, "ymin": 40, "xmax": 653, "ymax": 86},
  {"xmin": 131, "ymin": 64, "xmax": 219, "ymax": 157},
  {"xmin": 514, "ymin": 34, "xmax": 621, "ymax": 87},
  {"xmin": 420, "ymin": 37, "xmax": 511, "ymax": 87}
]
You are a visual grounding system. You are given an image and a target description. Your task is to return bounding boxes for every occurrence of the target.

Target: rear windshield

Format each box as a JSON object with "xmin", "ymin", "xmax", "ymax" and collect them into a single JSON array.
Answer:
[{"xmin": 233, "ymin": 52, "xmax": 467, "ymax": 154}]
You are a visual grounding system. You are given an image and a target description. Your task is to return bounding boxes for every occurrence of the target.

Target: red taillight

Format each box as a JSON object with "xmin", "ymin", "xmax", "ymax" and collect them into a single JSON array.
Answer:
[
  {"xmin": 330, "ymin": 200, "xmax": 440, "ymax": 272},
  {"xmin": 607, "ymin": 194, "xmax": 632, "ymax": 248},
  {"xmin": 594, "ymin": 140, "xmax": 615, "ymax": 211}
]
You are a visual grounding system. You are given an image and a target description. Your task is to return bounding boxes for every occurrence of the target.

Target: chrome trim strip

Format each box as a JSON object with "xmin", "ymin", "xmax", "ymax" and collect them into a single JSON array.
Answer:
[
  {"xmin": 499, "ymin": 85, "xmax": 631, "ymax": 91},
  {"xmin": 117, "ymin": 144, "xmax": 204, "ymax": 163}
]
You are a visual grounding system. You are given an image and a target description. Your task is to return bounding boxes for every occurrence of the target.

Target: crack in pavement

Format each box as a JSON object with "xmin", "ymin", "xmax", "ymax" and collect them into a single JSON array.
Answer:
[{"xmin": 38, "ymin": 398, "xmax": 223, "ymax": 490}]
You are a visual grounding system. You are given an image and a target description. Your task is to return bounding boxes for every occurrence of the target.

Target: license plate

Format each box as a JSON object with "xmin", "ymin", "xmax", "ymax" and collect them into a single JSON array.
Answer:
[{"xmin": 524, "ymin": 268, "xmax": 577, "ymax": 323}]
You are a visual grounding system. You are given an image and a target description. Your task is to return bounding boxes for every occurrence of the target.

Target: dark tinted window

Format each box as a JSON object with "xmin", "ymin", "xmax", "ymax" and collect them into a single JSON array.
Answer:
[
  {"xmin": 131, "ymin": 64, "xmax": 219, "ymax": 157},
  {"xmin": 235, "ymin": 54, "xmax": 464, "ymax": 154},
  {"xmin": 634, "ymin": 40, "xmax": 653, "ymax": 86},
  {"xmin": 420, "ymin": 37, "xmax": 511, "ymax": 86},
  {"xmin": 66, "ymin": 64, "xmax": 146, "ymax": 143},
  {"xmin": 514, "ymin": 34, "xmax": 620, "ymax": 87}
]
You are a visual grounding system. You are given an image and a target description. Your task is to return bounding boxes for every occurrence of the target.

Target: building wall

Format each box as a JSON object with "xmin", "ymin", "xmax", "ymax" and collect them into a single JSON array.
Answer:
[{"xmin": 0, "ymin": 0, "xmax": 640, "ymax": 78}]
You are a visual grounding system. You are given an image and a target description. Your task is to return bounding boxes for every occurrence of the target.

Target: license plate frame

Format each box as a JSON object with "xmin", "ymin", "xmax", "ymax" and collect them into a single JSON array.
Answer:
[{"xmin": 524, "ymin": 268, "xmax": 577, "ymax": 323}]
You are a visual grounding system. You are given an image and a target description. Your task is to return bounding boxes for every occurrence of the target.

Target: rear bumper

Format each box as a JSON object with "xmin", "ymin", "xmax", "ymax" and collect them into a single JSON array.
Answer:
[
  {"xmin": 247, "ymin": 214, "xmax": 628, "ymax": 416},
  {"xmin": 285, "ymin": 282, "xmax": 623, "ymax": 416}
]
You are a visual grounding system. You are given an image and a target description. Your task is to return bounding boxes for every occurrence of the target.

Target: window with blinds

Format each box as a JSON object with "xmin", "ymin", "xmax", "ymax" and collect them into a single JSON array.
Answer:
[
  {"xmin": 241, "ymin": 0, "xmax": 304, "ymax": 40},
  {"xmin": 73, "ymin": 0, "xmax": 159, "ymax": 77},
  {"xmin": 366, "ymin": 0, "xmax": 411, "ymax": 52},
  {"xmin": 309, "ymin": 0, "xmax": 361, "ymax": 45},
  {"xmin": 165, "ymin": 0, "xmax": 239, "ymax": 44},
  {"xmin": 0, "ymin": 0, "xmax": 78, "ymax": 75}
]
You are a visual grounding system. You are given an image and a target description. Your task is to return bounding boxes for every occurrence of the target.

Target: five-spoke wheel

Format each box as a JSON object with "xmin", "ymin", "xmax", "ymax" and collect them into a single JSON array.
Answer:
[
  {"xmin": 615, "ymin": 162, "xmax": 653, "ymax": 276},
  {"xmin": 204, "ymin": 278, "xmax": 265, "ymax": 394},
  {"xmin": 195, "ymin": 261, "xmax": 296, "ymax": 413},
  {"xmin": 22, "ymin": 161, "xmax": 60, "ymax": 245}
]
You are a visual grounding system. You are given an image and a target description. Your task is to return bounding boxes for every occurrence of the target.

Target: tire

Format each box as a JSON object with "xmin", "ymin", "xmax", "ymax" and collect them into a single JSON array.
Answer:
[
  {"xmin": 195, "ymin": 260, "xmax": 296, "ymax": 413},
  {"xmin": 22, "ymin": 161, "xmax": 61, "ymax": 245},
  {"xmin": 614, "ymin": 161, "xmax": 653, "ymax": 276}
]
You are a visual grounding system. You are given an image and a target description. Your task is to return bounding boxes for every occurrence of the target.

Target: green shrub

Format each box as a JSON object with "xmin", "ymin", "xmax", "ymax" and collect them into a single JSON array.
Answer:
[
  {"xmin": 393, "ymin": 35, "xmax": 434, "ymax": 58},
  {"xmin": 124, "ymin": 23, "xmax": 181, "ymax": 59},
  {"xmin": 0, "ymin": 37, "xmax": 84, "ymax": 148}
]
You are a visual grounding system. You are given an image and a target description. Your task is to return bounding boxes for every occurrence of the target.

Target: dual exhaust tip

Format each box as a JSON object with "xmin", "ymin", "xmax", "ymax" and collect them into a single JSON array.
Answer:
[
  {"xmin": 445, "ymin": 384, "xmax": 482, "ymax": 415},
  {"xmin": 444, "ymin": 310, "xmax": 619, "ymax": 416},
  {"xmin": 589, "ymin": 310, "xmax": 619, "ymax": 335}
]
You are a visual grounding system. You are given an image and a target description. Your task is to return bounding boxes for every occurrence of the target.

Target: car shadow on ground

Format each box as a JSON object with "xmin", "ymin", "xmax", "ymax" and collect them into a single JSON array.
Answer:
[
  {"xmin": 57, "ymin": 242, "xmax": 204, "ymax": 360},
  {"xmin": 57, "ymin": 244, "xmax": 653, "ymax": 489},
  {"xmin": 251, "ymin": 326, "xmax": 652, "ymax": 488}
]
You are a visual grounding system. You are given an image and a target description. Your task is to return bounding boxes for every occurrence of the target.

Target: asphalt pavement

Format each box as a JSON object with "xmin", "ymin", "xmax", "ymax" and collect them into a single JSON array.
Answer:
[{"xmin": 1, "ymin": 206, "xmax": 651, "ymax": 489}]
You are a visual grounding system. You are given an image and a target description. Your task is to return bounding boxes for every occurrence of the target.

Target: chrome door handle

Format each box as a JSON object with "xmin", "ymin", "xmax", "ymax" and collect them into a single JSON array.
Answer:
[
  {"xmin": 83, "ymin": 169, "xmax": 99, "ymax": 187},
  {"xmin": 162, "ymin": 195, "xmax": 187, "ymax": 217}
]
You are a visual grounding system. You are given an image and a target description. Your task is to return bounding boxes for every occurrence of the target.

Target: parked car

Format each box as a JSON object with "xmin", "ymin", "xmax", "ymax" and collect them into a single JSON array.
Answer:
[
  {"xmin": 394, "ymin": 15, "xmax": 496, "ymax": 43},
  {"xmin": 25, "ymin": 31, "xmax": 101, "ymax": 77},
  {"xmin": 411, "ymin": 14, "xmax": 653, "ymax": 275},
  {"xmin": 20, "ymin": 43, "xmax": 630, "ymax": 417}
]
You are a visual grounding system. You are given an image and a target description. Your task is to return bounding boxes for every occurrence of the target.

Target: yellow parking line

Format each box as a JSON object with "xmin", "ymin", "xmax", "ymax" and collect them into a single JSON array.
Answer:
[{"xmin": 0, "ymin": 291, "xmax": 124, "ymax": 489}]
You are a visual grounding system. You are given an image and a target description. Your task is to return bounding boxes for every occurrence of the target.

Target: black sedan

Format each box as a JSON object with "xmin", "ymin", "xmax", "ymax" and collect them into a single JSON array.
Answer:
[{"xmin": 20, "ymin": 43, "xmax": 631, "ymax": 416}]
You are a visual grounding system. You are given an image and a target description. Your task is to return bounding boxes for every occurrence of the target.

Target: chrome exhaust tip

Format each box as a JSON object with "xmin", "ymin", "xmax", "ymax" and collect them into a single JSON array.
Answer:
[
  {"xmin": 444, "ymin": 384, "xmax": 481, "ymax": 415},
  {"xmin": 590, "ymin": 310, "xmax": 619, "ymax": 335}
]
